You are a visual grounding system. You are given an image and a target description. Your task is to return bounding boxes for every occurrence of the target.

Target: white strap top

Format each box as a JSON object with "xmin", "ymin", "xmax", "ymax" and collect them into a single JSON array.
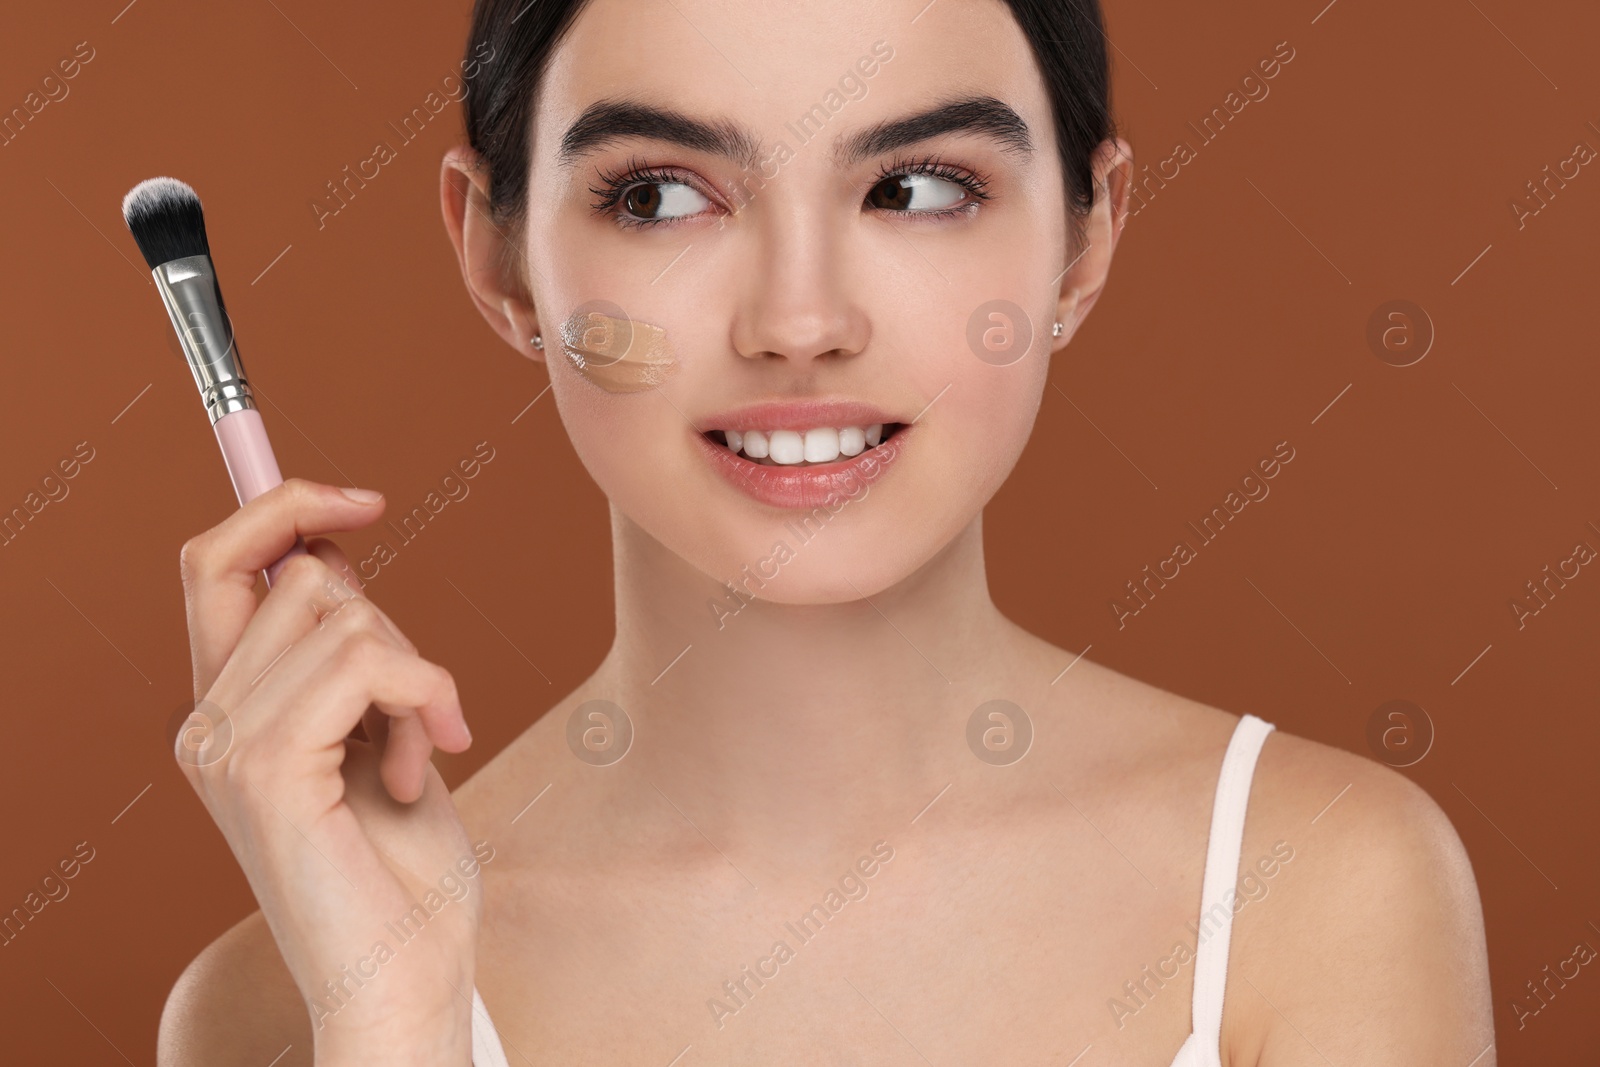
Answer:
[
  {"xmin": 1167, "ymin": 713, "xmax": 1275, "ymax": 1066},
  {"xmin": 468, "ymin": 713, "xmax": 1275, "ymax": 1067},
  {"xmin": 470, "ymin": 984, "xmax": 511, "ymax": 1067}
]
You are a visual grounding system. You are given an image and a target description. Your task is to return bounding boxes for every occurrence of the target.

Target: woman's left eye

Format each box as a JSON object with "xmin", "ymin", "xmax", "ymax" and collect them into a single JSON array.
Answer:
[
  {"xmin": 865, "ymin": 173, "xmax": 970, "ymax": 213},
  {"xmin": 619, "ymin": 180, "xmax": 710, "ymax": 223}
]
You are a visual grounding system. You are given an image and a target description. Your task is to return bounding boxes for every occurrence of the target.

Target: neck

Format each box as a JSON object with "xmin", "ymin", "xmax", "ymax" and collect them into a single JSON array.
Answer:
[{"xmin": 589, "ymin": 506, "xmax": 1024, "ymax": 874}]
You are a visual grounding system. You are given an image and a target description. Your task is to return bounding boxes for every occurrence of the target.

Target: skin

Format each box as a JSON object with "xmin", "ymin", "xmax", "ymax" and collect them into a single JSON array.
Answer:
[{"xmin": 158, "ymin": 0, "xmax": 1495, "ymax": 1064}]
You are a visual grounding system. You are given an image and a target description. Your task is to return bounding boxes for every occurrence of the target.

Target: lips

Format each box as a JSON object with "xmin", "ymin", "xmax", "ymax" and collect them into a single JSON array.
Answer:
[{"xmin": 694, "ymin": 400, "xmax": 912, "ymax": 510}]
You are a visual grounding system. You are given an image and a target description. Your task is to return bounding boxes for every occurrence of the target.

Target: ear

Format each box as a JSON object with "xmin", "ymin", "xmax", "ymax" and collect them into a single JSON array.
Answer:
[
  {"xmin": 439, "ymin": 144, "xmax": 545, "ymax": 364},
  {"xmin": 1051, "ymin": 136, "xmax": 1133, "ymax": 351}
]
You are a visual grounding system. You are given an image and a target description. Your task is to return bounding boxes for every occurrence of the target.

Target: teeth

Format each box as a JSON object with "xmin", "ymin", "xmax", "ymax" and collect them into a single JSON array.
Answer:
[
  {"xmin": 715, "ymin": 424, "xmax": 893, "ymax": 465},
  {"xmin": 803, "ymin": 427, "xmax": 840, "ymax": 463},
  {"xmin": 768, "ymin": 429, "xmax": 803, "ymax": 464}
]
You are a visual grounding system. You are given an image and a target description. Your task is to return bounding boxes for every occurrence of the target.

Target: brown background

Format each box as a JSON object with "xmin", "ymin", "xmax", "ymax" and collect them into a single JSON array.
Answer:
[{"xmin": 2, "ymin": 0, "xmax": 1596, "ymax": 1061}]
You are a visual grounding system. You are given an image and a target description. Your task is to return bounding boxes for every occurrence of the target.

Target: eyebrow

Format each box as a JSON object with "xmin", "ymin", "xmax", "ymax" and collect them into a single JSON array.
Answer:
[{"xmin": 557, "ymin": 95, "xmax": 1034, "ymax": 171}]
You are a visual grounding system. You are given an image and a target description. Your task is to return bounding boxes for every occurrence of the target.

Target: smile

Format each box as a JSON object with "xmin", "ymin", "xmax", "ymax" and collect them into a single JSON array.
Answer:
[
  {"xmin": 706, "ymin": 423, "xmax": 902, "ymax": 466},
  {"xmin": 693, "ymin": 401, "xmax": 912, "ymax": 510},
  {"xmin": 691, "ymin": 422, "xmax": 908, "ymax": 511}
]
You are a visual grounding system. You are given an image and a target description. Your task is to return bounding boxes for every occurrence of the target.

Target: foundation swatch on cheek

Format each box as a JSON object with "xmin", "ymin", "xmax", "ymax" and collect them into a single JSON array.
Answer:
[{"xmin": 558, "ymin": 304, "xmax": 679, "ymax": 393}]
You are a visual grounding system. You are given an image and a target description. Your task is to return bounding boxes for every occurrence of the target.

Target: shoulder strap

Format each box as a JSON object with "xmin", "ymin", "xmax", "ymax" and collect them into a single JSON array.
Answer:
[
  {"xmin": 1189, "ymin": 713, "xmax": 1275, "ymax": 1063},
  {"xmin": 471, "ymin": 984, "xmax": 513, "ymax": 1067}
]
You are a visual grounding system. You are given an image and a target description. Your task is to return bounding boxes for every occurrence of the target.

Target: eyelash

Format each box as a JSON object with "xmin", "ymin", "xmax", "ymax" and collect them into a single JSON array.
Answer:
[
  {"xmin": 587, "ymin": 156, "xmax": 685, "ymax": 229},
  {"xmin": 872, "ymin": 152, "xmax": 994, "ymax": 217},
  {"xmin": 587, "ymin": 152, "xmax": 994, "ymax": 230}
]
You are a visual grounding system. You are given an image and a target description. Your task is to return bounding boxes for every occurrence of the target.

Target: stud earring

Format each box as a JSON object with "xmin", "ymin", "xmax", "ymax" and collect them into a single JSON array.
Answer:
[
  {"xmin": 530, "ymin": 334, "xmax": 544, "ymax": 350},
  {"xmin": 1051, "ymin": 321, "xmax": 1064, "ymax": 338}
]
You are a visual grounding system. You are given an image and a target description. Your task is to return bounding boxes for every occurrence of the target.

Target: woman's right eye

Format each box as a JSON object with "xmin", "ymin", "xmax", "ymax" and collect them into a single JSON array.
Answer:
[{"xmin": 620, "ymin": 181, "xmax": 709, "ymax": 223}]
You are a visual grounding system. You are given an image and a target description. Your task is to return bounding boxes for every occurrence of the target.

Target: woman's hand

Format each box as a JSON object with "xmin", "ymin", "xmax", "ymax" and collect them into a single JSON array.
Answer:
[{"xmin": 174, "ymin": 478, "xmax": 478, "ymax": 1066}]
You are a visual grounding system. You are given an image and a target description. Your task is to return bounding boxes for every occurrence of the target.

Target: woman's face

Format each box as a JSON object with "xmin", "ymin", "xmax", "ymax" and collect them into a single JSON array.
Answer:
[{"xmin": 502, "ymin": 0, "xmax": 1119, "ymax": 603}]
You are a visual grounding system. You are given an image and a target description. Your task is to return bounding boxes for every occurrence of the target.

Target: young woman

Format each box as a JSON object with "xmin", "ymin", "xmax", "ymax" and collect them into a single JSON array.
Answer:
[{"xmin": 158, "ymin": 0, "xmax": 1495, "ymax": 1064}]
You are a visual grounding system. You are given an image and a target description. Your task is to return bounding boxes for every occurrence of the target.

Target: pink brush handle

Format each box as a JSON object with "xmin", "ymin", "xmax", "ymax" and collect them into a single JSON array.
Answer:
[{"xmin": 213, "ymin": 408, "xmax": 309, "ymax": 587}]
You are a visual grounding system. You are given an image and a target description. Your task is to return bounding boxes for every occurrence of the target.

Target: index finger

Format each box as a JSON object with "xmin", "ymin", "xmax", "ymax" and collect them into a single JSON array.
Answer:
[{"xmin": 181, "ymin": 477, "xmax": 386, "ymax": 697}]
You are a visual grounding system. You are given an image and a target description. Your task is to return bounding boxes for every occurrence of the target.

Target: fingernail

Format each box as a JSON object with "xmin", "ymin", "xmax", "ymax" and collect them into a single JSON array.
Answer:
[{"xmin": 339, "ymin": 486, "xmax": 383, "ymax": 504}]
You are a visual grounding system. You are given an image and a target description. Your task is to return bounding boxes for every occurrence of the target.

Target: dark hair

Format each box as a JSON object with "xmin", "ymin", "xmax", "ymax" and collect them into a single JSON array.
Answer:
[{"xmin": 463, "ymin": 0, "xmax": 1114, "ymax": 277}]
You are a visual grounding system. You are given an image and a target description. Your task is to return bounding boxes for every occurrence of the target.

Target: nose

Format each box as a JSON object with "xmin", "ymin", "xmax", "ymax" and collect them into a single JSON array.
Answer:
[{"xmin": 727, "ymin": 194, "xmax": 871, "ymax": 368}]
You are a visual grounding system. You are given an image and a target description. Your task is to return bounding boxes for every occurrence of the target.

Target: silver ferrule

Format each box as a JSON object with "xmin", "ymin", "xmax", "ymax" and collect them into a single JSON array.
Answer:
[{"xmin": 152, "ymin": 254, "xmax": 254, "ymax": 424}]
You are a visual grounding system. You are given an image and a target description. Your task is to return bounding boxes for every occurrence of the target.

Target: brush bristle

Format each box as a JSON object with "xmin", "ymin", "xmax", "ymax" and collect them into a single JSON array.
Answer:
[{"xmin": 121, "ymin": 177, "xmax": 210, "ymax": 269}]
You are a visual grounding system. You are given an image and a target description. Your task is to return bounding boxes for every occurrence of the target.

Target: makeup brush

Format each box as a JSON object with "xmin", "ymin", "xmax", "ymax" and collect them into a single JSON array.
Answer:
[{"xmin": 122, "ymin": 177, "xmax": 308, "ymax": 587}]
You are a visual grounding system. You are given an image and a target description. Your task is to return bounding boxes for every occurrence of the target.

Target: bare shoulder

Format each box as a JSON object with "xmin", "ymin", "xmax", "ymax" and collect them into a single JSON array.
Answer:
[
  {"xmin": 1229, "ymin": 726, "xmax": 1496, "ymax": 1064},
  {"xmin": 1039, "ymin": 653, "xmax": 1495, "ymax": 1062},
  {"xmin": 158, "ymin": 910, "xmax": 312, "ymax": 1067}
]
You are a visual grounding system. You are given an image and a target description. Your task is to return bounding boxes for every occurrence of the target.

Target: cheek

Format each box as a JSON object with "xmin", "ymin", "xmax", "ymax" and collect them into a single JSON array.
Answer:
[
  {"xmin": 553, "ymin": 360, "xmax": 753, "ymax": 561},
  {"xmin": 556, "ymin": 380, "xmax": 681, "ymax": 501},
  {"xmin": 942, "ymin": 356, "xmax": 1050, "ymax": 491},
  {"xmin": 912, "ymin": 276, "xmax": 1054, "ymax": 488}
]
